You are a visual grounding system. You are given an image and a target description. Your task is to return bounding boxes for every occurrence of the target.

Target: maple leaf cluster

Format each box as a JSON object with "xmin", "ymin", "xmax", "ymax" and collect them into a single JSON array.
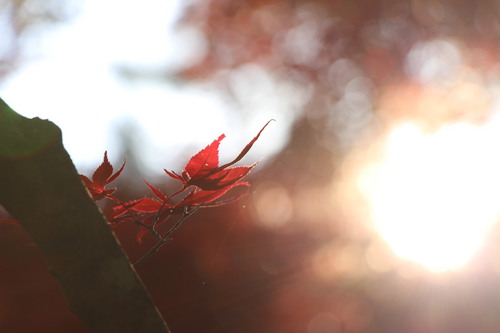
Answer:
[
  {"xmin": 80, "ymin": 121, "xmax": 272, "ymax": 263},
  {"xmin": 1, "ymin": 120, "xmax": 271, "ymax": 263}
]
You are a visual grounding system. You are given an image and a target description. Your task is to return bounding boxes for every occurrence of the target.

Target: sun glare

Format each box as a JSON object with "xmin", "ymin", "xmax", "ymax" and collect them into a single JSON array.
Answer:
[{"xmin": 357, "ymin": 121, "xmax": 500, "ymax": 272}]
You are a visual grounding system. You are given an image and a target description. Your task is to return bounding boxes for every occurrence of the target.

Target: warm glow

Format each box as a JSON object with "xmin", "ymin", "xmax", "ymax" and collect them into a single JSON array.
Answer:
[{"xmin": 357, "ymin": 121, "xmax": 500, "ymax": 272}]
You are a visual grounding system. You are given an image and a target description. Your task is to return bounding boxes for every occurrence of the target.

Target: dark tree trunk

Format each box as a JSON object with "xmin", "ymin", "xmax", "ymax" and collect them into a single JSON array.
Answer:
[{"xmin": 0, "ymin": 98, "xmax": 170, "ymax": 332}]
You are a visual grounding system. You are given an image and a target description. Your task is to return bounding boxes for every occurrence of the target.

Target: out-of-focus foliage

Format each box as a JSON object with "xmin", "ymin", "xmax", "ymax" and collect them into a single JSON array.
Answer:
[
  {"xmin": 180, "ymin": 0, "xmax": 500, "ymax": 83},
  {"xmin": 179, "ymin": 0, "xmax": 500, "ymax": 151},
  {"xmin": 161, "ymin": 1, "xmax": 500, "ymax": 332},
  {"xmin": 0, "ymin": 0, "xmax": 77, "ymax": 79}
]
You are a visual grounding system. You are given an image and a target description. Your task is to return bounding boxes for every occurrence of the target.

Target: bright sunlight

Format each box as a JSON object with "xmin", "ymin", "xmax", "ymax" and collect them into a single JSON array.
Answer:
[{"xmin": 357, "ymin": 121, "xmax": 500, "ymax": 272}]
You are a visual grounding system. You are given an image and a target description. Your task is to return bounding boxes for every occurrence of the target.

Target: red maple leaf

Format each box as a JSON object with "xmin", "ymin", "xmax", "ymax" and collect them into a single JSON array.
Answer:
[
  {"xmin": 111, "ymin": 121, "xmax": 272, "ymax": 245},
  {"xmin": 112, "ymin": 181, "xmax": 176, "ymax": 243},
  {"xmin": 114, "ymin": 180, "xmax": 249, "ymax": 243},
  {"xmin": 80, "ymin": 151, "xmax": 126, "ymax": 201},
  {"xmin": 175, "ymin": 182, "xmax": 249, "ymax": 208},
  {"xmin": 165, "ymin": 120, "xmax": 273, "ymax": 191}
]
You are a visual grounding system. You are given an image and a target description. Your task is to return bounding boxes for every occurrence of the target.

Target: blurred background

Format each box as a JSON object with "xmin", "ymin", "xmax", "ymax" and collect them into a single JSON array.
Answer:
[{"xmin": 3, "ymin": 0, "xmax": 500, "ymax": 332}]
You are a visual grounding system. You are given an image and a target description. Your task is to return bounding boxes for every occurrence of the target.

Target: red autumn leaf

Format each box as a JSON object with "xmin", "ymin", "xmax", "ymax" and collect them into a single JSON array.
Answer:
[
  {"xmin": 114, "ymin": 182, "xmax": 172, "ymax": 216},
  {"xmin": 175, "ymin": 182, "xmax": 250, "ymax": 208},
  {"xmin": 112, "ymin": 181, "xmax": 175, "ymax": 243},
  {"xmin": 165, "ymin": 120, "xmax": 273, "ymax": 191},
  {"xmin": 164, "ymin": 133, "xmax": 224, "ymax": 185},
  {"xmin": 110, "ymin": 119, "xmax": 271, "ymax": 246},
  {"xmin": 145, "ymin": 181, "xmax": 169, "ymax": 203},
  {"xmin": 112, "ymin": 199, "xmax": 141, "ymax": 220},
  {"xmin": 128, "ymin": 198, "xmax": 164, "ymax": 213},
  {"xmin": 188, "ymin": 166, "xmax": 254, "ymax": 191},
  {"xmin": 112, "ymin": 197, "xmax": 173, "ymax": 243},
  {"xmin": 80, "ymin": 151, "xmax": 125, "ymax": 201},
  {"xmin": 217, "ymin": 119, "xmax": 273, "ymax": 171},
  {"xmin": 185, "ymin": 133, "xmax": 224, "ymax": 181},
  {"xmin": 113, "ymin": 179, "xmax": 249, "ymax": 243}
]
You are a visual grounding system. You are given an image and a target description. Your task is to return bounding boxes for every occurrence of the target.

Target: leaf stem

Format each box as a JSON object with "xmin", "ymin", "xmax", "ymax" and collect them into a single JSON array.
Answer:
[
  {"xmin": 133, "ymin": 204, "xmax": 204, "ymax": 266},
  {"xmin": 108, "ymin": 195, "xmax": 158, "ymax": 235}
]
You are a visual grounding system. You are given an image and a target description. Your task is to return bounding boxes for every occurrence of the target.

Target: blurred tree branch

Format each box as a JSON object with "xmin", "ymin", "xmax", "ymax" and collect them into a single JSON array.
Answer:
[{"xmin": 0, "ymin": 98, "xmax": 169, "ymax": 332}]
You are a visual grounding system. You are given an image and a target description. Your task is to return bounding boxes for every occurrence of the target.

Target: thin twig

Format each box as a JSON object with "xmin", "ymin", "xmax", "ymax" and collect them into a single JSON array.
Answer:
[
  {"xmin": 108, "ymin": 196, "xmax": 162, "ymax": 238},
  {"xmin": 151, "ymin": 202, "xmax": 168, "ymax": 231},
  {"xmin": 133, "ymin": 204, "xmax": 204, "ymax": 266}
]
